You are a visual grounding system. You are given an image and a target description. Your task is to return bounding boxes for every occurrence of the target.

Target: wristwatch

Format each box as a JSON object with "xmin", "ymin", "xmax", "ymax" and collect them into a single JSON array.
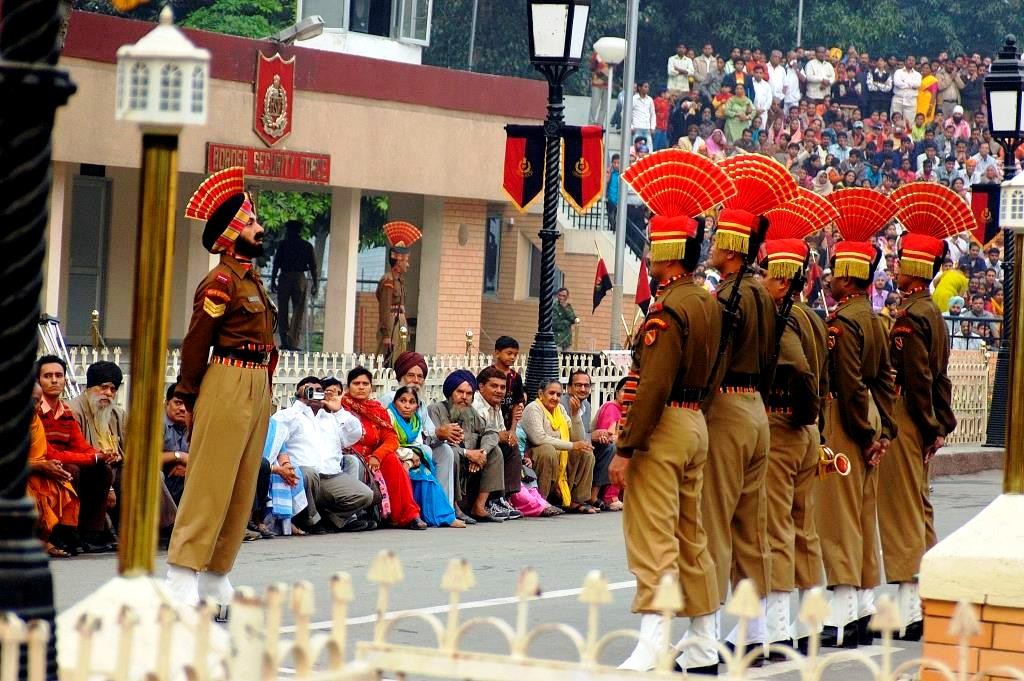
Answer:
[{"xmin": 174, "ymin": 451, "xmax": 181, "ymax": 461}]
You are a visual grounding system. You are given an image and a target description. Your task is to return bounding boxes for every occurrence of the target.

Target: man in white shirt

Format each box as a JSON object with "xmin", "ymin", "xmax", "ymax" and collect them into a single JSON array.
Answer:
[
  {"xmin": 667, "ymin": 43, "xmax": 694, "ymax": 95},
  {"xmin": 751, "ymin": 65, "xmax": 774, "ymax": 130},
  {"xmin": 971, "ymin": 143, "xmax": 999, "ymax": 177},
  {"xmin": 767, "ymin": 50, "xmax": 787, "ymax": 104},
  {"xmin": 891, "ymin": 55, "xmax": 922, "ymax": 123},
  {"xmin": 265, "ymin": 377, "xmax": 373, "ymax": 532},
  {"xmin": 803, "ymin": 46, "xmax": 835, "ymax": 102},
  {"xmin": 631, "ymin": 81, "xmax": 657, "ymax": 150},
  {"xmin": 782, "ymin": 51, "xmax": 802, "ymax": 114}
]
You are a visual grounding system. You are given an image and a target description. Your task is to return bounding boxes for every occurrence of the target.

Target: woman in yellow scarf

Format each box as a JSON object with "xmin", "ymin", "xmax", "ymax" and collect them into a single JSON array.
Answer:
[{"xmin": 521, "ymin": 380, "xmax": 597, "ymax": 513}]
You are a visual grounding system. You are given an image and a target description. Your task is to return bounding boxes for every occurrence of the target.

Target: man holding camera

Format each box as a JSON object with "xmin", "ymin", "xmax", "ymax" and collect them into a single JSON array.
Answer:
[{"xmin": 265, "ymin": 376, "xmax": 374, "ymax": 533}]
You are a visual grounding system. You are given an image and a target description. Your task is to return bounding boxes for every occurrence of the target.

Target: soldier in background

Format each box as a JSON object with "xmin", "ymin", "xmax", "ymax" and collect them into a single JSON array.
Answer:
[
  {"xmin": 376, "ymin": 221, "xmax": 422, "ymax": 364},
  {"xmin": 271, "ymin": 220, "xmax": 317, "ymax": 351}
]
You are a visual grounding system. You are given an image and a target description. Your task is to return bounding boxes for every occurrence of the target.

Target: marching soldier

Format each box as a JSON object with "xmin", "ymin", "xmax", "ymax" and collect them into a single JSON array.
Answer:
[
  {"xmin": 610, "ymin": 150, "xmax": 735, "ymax": 674},
  {"xmin": 376, "ymin": 221, "xmax": 422, "ymax": 364},
  {"xmin": 879, "ymin": 184, "xmax": 962, "ymax": 640},
  {"xmin": 167, "ymin": 167, "xmax": 277, "ymax": 613},
  {"xmin": 757, "ymin": 195, "xmax": 834, "ymax": 652},
  {"xmin": 815, "ymin": 188, "xmax": 899, "ymax": 648}
]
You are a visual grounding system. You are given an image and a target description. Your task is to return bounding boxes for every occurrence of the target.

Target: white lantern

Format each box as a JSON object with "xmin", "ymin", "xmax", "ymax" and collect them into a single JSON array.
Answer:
[
  {"xmin": 593, "ymin": 36, "xmax": 626, "ymax": 66},
  {"xmin": 527, "ymin": 0, "xmax": 591, "ymax": 66},
  {"xmin": 115, "ymin": 6, "xmax": 210, "ymax": 130},
  {"xmin": 1001, "ymin": 172, "xmax": 1024, "ymax": 233}
]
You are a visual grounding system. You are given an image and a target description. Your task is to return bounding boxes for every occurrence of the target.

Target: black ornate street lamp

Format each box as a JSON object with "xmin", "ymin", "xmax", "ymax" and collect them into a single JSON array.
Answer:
[
  {"xmin": 983, "ymin": 35, "xmax": 1024, "ymax": 449},
  {"xmin": 523, "ymin": 0, "xmax": 591, "ymax": 398}
]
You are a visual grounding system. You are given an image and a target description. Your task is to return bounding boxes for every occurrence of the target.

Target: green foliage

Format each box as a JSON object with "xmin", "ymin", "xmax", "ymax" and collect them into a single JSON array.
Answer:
[
  {"xmin": 257, "ymin": 190, "xmax": 331, "ymax": 237},
  {"xmin": 360, "ymin": 195, "xmax": 389, "ymax": 250},
  {"xmin": 180, "ymin": 0, "xmax": 294, "ymax": 37}
]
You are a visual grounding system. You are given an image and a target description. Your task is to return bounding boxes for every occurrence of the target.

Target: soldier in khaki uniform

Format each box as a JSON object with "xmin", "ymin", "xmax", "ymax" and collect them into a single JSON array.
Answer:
[
  {"xmin": 376, "ymin": 221, "xmax": 422, "ymax": 363},
  {"xmin": 703, "ymin": 205, "xmax": 777, "ymax": 651},
  {"xmin": 167, "ymin": 167, "xmax": 277, "ymax": 612},
  {"xmin": 880, "ymin": 184, "xmax": 963, "ymax": 641},
  {"xmin": 758, "ymin": 235, "xmax": 830, "ymax": 652},
  {"xmin": 611, "ymin": 151, "xmax": 736, "ymax": 674},
  {"xmin": 815, "ymin": 188, "xmax": 899, "ymax": 648}
]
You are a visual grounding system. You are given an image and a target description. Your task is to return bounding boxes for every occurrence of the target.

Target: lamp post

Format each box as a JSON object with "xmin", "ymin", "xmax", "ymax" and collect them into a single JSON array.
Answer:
[
  {"xmin": 983, "ymin": 35, "xmax": 1024, "ymax": 451},
  {"xmin": 0, "ymin": 0, "xmax": 76, "ymax": 676},
  {"xmin": 523, "ymin": 0, "xmax": 592, "ymax": 397},
  {"xmin": 593, "ymin": 36, "xmax": 626, "ymax": 167}
]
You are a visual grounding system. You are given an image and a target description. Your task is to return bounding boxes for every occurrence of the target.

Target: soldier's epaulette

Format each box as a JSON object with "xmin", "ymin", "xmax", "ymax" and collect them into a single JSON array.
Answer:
[
  {"xmin": 894, "ymin": 309, "xmax": 909, "ymax": 319},
  {"xmin": 891, "ymin": 324, "xmax": 913, "ymax": 335},
  {"xmin": 215, "ymin": 273, "xmax": 230, "ymax": 286},
  {"xmin": 648, "ymin": 302, "xmax": 664, "ymax": 315},
  {"xmin": 644, "ymin": 317, "xmax": 669, "ymax": 331},
  {"xmin": 381, "ymin": 279, "xmax": 394, "ymax": 289},
  {"xmin": 827, "ymin": 325, "xmax": 843, "ymax": 337}
]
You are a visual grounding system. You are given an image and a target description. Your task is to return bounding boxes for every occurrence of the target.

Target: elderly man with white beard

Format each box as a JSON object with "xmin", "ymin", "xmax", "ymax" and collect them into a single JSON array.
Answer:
[{"xmin": 70, "ymin": 361, "xmax": 178, "ymax": 534}]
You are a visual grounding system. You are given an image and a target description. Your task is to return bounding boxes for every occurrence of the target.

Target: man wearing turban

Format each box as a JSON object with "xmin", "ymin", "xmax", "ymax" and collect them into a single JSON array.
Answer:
[{"xmin": 427, "ymin": 370, "xmax": 507, "ymax": 522}]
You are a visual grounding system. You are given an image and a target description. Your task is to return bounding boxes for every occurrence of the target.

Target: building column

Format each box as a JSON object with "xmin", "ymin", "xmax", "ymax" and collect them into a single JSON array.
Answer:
[
  {"xmin": 323, "ymin": 186, "xmax": 361, "ymax": 353},
  {"xmin": 174, "ymin": 173, "xmax": 215, "ymax": 343},
  {"xmin": 414, "ymin": 197, "xmax": 444, "ymax": 354},
  {"xmin": 42, "ymin": 161, "xmax": 70, "ymax": 317}
]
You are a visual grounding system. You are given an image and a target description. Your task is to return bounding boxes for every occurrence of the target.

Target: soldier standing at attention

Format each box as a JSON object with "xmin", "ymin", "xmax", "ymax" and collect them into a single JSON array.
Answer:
[
  {"xmin": 376, "ymin": 221, "xmax": 422, "ymax": 364},
  {"xmin": 166, "ymin": 167, "xmax": 277, "ymax": 615},
  {"xmin": 816, "ymin": 188, "xmax": 899, "ymax": 648},
  {"xmin": 757, "ymin": 189, "xmax": 837, "ymax": 652},
  {"xmin": 880, "ymin": 183, "xmax": 963, "ymax": 641},
  {"xmin": 271, "ymin": 219, "xmax": 317, "ymax": 351},
  {"xmin": 610, "ymin": 150, "xmax": 736, "ymax": 674}
]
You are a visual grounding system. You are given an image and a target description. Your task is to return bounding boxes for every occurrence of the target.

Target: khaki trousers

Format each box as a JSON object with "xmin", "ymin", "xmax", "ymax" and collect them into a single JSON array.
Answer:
[
  {"xmin": 878, "ymin": 398, "xmax": 929, "ymax": 583},
  {"xmin": 168, "ymin": 364, "xmax": 271, "ymax": 573},
  {"xmin": 532, "ymin": 444, "xmax": 594, "ymax": 505},
  {"xmin": 703, "ymin": 392, "xmax": 771, "ymax": 600},
  {"xmin": 815, "ymin": 398, "xmax": 881, "ymax": 589},
  {"xmin": 766, "ymin": 414, "xmax": 825, "ymax": 592},
  {"xmin": 624, "ymin": 407, "xmax": 718, "ymax": 617}
]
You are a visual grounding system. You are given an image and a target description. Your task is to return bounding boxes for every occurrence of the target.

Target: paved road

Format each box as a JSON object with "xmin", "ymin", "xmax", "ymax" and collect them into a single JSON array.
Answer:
[{"xmin": 50, "ymin": 469, "xmax": 1002, "ymax": 676}]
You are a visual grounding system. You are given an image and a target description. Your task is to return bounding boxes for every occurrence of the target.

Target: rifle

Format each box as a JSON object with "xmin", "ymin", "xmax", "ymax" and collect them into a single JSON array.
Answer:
[
  {"xmin": 709, "ymin": 218, "xmax": 770, "ymax": 383},
  {"xmin": 758, "ymin": 255, "xmax": 808, "ymax": 395}
]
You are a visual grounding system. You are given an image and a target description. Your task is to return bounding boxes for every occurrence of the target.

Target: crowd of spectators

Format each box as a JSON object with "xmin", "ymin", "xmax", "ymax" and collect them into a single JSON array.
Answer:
[
  {"xmin": 596, "ymin": 42, "xmax": 1009, "ymax": 346},
  {"xmin": 26, "ymin": 337, "xmax": 629, "ymax": 555}
]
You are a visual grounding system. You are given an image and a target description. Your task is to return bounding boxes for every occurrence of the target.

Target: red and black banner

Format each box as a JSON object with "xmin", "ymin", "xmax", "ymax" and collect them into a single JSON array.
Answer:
[
  {"xmin": 970, "ymin": 183, "xmax": 1002, "ymax": 248},
  {"xmin": 635, "ymin": 254, "xmax": 652, "ymax": 315},
  {"xmin": 560, "ymin": 125, "xmax": 605, "ymax": 214},
  {"xmin": 593, "ymin": 257, "xmax": 613, "ymax": 312},
  {"xmin": 503, "ymin": 125, "xmax": 545, "ymax": 211}
]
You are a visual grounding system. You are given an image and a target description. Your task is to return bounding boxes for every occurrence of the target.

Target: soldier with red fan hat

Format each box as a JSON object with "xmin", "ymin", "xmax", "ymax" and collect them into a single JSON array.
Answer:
[
  {"xmin": 757, "ymin": 188, "xmax": 836, "ymax": 652},
  {"xmin": 703, "ymin": 154, "xmax": 792, "ymax": 653},
  {"xmin": 376, "ymin": 221, "xmax": 422, "ymax": 364},
  {"xmin": 815, "ymin": 188, "xmax": 899, "ymax": 649},
  {"xmin": 879, "ymin": 183, "xmax": 962, "ymax": 641},
  {"xmin": 166, "ymin": 167, "xmax": 277, "ymax": 614},
  {"xmin": 610, "ymin": 149, "xmax": 735, "ymax": 674}
]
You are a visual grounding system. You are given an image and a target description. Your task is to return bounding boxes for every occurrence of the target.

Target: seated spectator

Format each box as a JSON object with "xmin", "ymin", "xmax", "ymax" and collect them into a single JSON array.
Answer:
[
  {"xmin": 958, "ymin": 242, "xmax": 988, "ymax": 276},
  {"xmin": 35, "ymin": 355, "xmax": 115, "ymax": 553},
  {"xmin": 428, "ymin": 371, "xmax": 512, "ymax": 523},
  {"xmin": 592, "ymin": 376, "xmax": 627, "ymax": 512},
  {"xmin": 474, "ymin": 366, "xmax": 532, "ymax": 513},
  {"xmin": 964, "ymin": 294, "xmax": 996, "ymax": 336},
  {"xmin": 387, "ymin": 386, "xmax": 465, "ymax": 528},
  {"xmin": 266, "ymin": 376, "xmax": 374, "ymax": 533},
  {"xmin": 380, "ymin": 351, "xmax": 456, "ymax": 510},
  {"xmin": 521, "ymin": 380, "xmax": 596, "ymax": 513},
  {"xmin": 70, "ymin": 361, "xmax": 177, "ymax": 534},
  {"xmin": 341, "ymin": 367, "xmax": 427, "ymax": 530},
  {"xmin": 562, "ymin": 370, "xmax": 616, "ymax": 511},
  {"xmin": 952, "ymin": 320, "xmax": 984, "ymax": 350},
  {"xmin": 945, "ymin": 295, "xmax": 965, "ymax": 335},
  {"xmin": 161, "ymin": 383, "xmax": 190, "ymax": 506},
  {"xmin": 27, "ymin": 382, "xmax": 79, "ymax": 558},
  {"xmin": 261, "ymin": 406, "xmax": 308, "ymax": 536}
]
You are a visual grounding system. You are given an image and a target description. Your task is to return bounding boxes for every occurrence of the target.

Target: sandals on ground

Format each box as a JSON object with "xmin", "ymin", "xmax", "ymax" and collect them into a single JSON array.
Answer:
[
  {"xmin": 45, "ymin": 542, "xmax": 71, "ymax": 558},
  {"xmin": 570, "ymin": 503, "xmax": 600, "ymax": 514},
  {"xmin": 604, "ymin": 499, "xmax": 624, "ymax": 512}
]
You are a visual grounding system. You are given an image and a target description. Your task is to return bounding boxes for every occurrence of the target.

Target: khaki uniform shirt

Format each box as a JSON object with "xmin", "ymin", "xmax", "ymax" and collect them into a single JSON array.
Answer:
[
  {"xmin": 376, "ymin": 269, "xmax": 407, "ymax": 350},
  {"xmin": 827, "ymin": 295, "xmax": 898, "ymax": 449},
  {"xmin": 178, "ymin": 254, "xmax": 276, "ymax": 397},
  {"xmin": 713, "ymin": 273, "xmax": 777, "ymax": 385},
  {"xmin": 769, "ymin": 301, "xmax": 829, "ymax": 428},
  {"xmin": 890, "ymin": 287, "xmax": 957, "ymax": 443},
  {"xmin": 618, "ymin": 277, "xmax": 722, "ymax": 455}
]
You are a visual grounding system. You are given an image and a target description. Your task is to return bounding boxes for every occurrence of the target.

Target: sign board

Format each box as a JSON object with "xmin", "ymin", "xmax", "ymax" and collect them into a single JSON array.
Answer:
[{"xmin": 207, "ymin": 143, "xmax": 331, "ymax": 185}]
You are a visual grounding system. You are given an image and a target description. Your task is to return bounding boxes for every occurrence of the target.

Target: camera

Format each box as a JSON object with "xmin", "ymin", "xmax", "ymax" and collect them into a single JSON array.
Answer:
[{"xmin": 304, "ymin": 386, "xmax": 325, "ymax": 401}]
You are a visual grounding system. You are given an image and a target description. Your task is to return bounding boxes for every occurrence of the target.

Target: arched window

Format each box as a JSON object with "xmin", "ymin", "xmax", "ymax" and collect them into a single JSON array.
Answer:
[
  {"xmin": 191, "ymin": 66, "xmax": 205, "ymax": 114},
  {"xmin": 160, "ymin": 63, "xmax": 183, "ymax": 112},
  {"xmin": 129, "ymin": 62, "xmax": 149, "ymax": 109}
]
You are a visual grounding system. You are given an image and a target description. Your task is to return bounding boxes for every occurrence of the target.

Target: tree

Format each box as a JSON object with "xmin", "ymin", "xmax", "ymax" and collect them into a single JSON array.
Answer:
[{"xmin": 180, "ymin": 0, "xmax": 295, "ymax": 38}]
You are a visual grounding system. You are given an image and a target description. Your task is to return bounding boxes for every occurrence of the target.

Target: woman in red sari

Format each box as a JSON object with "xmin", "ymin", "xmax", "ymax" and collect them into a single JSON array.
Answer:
[{"xmin": 341, "ymin": 367, "xmax": 427, "ymax": 530}]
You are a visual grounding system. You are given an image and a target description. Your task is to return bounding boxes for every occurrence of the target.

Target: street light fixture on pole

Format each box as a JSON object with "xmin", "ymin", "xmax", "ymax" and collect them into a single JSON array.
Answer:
[
  {"xmin": 523, "ymin": 0, "xmax": 592, "ymax": 398},
  {"xmin": 593, "ymin": 36, "xmax": 626, "ymax": 167},
  {"xmin": 983, "ymin": 35, "xmax": 1024, "ymax": 451}
]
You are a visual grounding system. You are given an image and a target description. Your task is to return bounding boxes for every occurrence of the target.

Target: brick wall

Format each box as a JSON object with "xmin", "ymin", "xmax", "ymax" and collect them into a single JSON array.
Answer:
[
  {"xmin": 435, "ymin": 199, "xmax": 487, "ymax": 354},
  {"xmin": 480, "ymin": 209, "xmax": 633, "ymax": 353},
  {"xmin": 922, "ymin": 599, "xmax": 1024, "ymax": 681},
  {"xmin": 354, "ymin": 291, "xmax": 378, "ymax": 354}
]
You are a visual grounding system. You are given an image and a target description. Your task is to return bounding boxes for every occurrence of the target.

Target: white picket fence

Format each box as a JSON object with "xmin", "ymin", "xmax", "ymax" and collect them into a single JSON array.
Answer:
[{"xmin": 59, "ymin": 346, "xmax": 990, "ymax": 445}]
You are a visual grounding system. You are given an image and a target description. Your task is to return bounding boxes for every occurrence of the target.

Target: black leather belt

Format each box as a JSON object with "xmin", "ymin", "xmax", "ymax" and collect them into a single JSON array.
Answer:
[
  {"xmin": 213, "ymin": 347, "xmax": 270, "ymax": 364},
  {"xmin": 721, "ymin": 373, "xmax": 759, "ymax": 389},
  {"xmin": 667, "ymin": 387, "xmax": 708, "ymax": 404}
]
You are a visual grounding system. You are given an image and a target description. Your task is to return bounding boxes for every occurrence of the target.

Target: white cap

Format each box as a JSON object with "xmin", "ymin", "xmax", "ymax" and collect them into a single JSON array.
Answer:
[{"xmin": 953, "ymin": 104, "xmax": 964, "ymax": 114}]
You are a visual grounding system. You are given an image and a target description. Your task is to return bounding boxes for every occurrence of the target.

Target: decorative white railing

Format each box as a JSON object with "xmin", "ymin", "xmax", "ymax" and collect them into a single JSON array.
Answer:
[
  {"xmin": 56, "ymin": 347, "xmax": 990, "ymax": 445},
  {"xmin": 2, "ymin": 551, "xmax": 1020, "ymax": 681}
]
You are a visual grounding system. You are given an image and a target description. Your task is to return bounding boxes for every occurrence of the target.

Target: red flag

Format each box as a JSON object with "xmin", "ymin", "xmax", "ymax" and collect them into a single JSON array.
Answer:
[
  {"xmin": 635, "ymin": 256, "xmax": 652, "ymax": 314},
  {"xmin": 593, "ymin": 257, "xmax": 613, "ymax": 312},
  {"xmin": 503, "ymin": 125, "xmax": 545, "ymax": 211},
  {"xmin": 970, "ymin": 183, "xmax": 1002, "ymax": 248},
  {"xmin": 561, "ymin": 125, "xmax": 605, "ymax": 214}
]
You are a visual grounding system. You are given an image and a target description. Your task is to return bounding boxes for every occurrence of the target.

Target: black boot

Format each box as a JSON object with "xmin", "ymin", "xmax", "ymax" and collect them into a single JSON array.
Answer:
[
  {"xmin": 721, "ymin": 641, "xmax": 764, "ymax": 667},
  {"xmin": 856, "ymin": 615, "xmax": 876, "ymax": 645},
  {"xmin": 898, "ymin": 620, "xmax": 923, "ymax": 642},
  {"xmin": 674, "ymin": 662, "xmax": 719, "ymax": 675},
  {"xmin": 791, "ymin": 636, "xmax": 810, "ymax": 655},
  {"xmin": 820, "ymin": 622, "xmax": 859, "ymax": 649}
]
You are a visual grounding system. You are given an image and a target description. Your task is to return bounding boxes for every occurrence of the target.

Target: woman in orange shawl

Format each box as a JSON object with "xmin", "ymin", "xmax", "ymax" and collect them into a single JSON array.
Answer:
[{"xmin": 28, "ymin": 383, "xmax": 79, "ymax": 557}]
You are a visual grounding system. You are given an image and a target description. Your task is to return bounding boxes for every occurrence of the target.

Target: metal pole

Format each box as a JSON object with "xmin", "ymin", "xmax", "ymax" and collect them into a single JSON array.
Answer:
[
  {"xmin": 604, "ymin": 62, "xmax": 614, "ymax": 164},
  {"xmin": 610, "ymin": 0, "xmax": 639, "ymax": 349},
  {"xmin": 117, "ymin": 134, "xmax": 179, "ymax": 575},
  {"xmin": 467, "ymin": 0, "xmax": 479, "ymax": 70},
  {"xmin": 524, "ymin": 63, "xmax": 573, "ymax": 398},
  {"xmin": 796, "ymin": 0, "xmax": 804, "ymax": 47},
  {"xmin": 0, "ymin": 0, "xmax": 76, "ymax": 676}
]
